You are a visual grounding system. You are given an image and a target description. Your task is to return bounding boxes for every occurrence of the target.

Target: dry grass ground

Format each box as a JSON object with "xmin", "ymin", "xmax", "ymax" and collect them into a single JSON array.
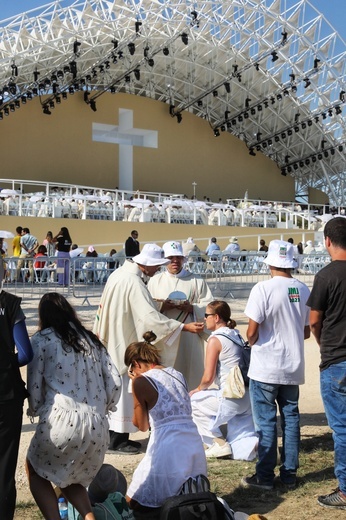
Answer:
[{"xmin": 13, "ymin": 287, "xmax": 339, "ymax": 519}]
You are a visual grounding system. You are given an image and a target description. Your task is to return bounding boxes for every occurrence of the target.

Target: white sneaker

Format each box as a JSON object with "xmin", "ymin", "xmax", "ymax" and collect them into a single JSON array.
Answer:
[{"xmin": 205, "ymin": 442, "xmax": 232, "ymax": 458}]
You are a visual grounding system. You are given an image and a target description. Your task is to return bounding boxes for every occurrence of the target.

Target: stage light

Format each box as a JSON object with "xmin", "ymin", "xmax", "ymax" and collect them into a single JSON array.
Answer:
[
  {"xmin": 313, "ymin": 57, "xmax": 320, "ymax": 69},
  {"xmin": 231, "ymin": 119, "xmax": 236, "ymax": 126},
  {"xmin": 4, "ymin": 107, "xmax": 9, "ymax": 116},
  {"xmin": 244, "ymin": 112, "xmax": 249, "ymax": 119},
  {"xmin": 68, "ymin": 86, "xmax": 74, "ymax": 94},
  {"xmin": 270, "ymin": 97, "xmax": 275, "ymax": 105},
  {"xmin": 250, "ymin": 108, "xmax": 256, "ymax": 115},
  {"xmin": 285, "ymin": 155, "xmax": 290, "ymax": 163},
  {"xmin": 281, "ymin": 30, "xmax": 288, "ymax": 45},
  {"xmin": 245, "ymin": 97, "xmax": 251, "ymax": 108},
  {"xmin": 128, "ymin": 43, "xmax": 135, "ymax": 55},
  {"xmin": 43, "ymin": 105, "xmax": 51, "ymax": 115},
  {"xmin": 220, "ymin": 125, "xmax": 226, "ymax": 132},
  {"xmin": 33, "ymin": 70, "xmax": 40, "ymax": 82},
  {"xmin": 317, "ymin": 153, "xmax": 323, "ymax": 160},
  {"xmin": 57, "ymin": 70, "xmax": 64, "ymax": 79},
  {"xmin": 73, "ymin": 40, "xmax": 81, "ymax": 54},
  {"xmin": 291, "ymin": 85, "xmax": 297, "ymax": 93},
  {"xmin": 144, "ymin": 46, "xmax": 149, "ymax": 58},
  {"xmin": 163, "ymin": 47, "xmax": 169, "ymax": 56},
  {"xmin": 312, "ymin": 156, "xmax": 317, "ymax": 163},
  {"xmin": 232, "ymin": 64, "xmax": 238, "ymax": 73},
  {"xmin": 62, "ymin": 92, "xmax": 68, "ymax": 100},
  {"xmin": 134, "ymin": 69, "xmax": 140, "ymax": 81},
  {"xmin": 287, "ymin": 166, "xmax": 292, "ymax": 173},
  {"xmin": 322, "ymin": 112, "xmax": 327, "ymax": 119},
  {"xmin": 90, "ymin": 99, "xmax": 97, "ymax": 112},
  {"xmin": 257, "ymin": 104, "xmax": 263, "ymax": 111},
  {"xmin": 112, "ymin": 39, "xmax": 118, "ymax": 49},
  {"xmin": 328, "ymin": 108, "xmax": 333, "ymax": 117},
  {"xmin": 104, "ymin": 61, "xmax": 110, "ymax": 70},
  {"xmin": 268, "ymin": 139, "xmax": 273, "ymax": 146},
  {"xmin": 0, "ymin": 112, "xmax": 3, "ymax": 120},
  {"xmin": 330, "ymin": 148, "xmax": 335, "ymax": 155},
  {"xmin": 264, "ymin": 101, "xmax": 269, "ymax": 108},
  {"xmin": 181, "ymin": 33, "xmax": 188, "ymax": 45},
  {"xmin": 238, "ymin": 115, "xmax": 243, "ymax": 122},
  {"xmin": 135, "ymin": 21, "xmax": 142, "ymax": 33},
  {"xmin": 110, "ymin": 86, "xmax": 116, "ymax": 94},
  {"xmin": 9, "ymin": 103, "xmax": 15, "ymax": 112},
  {"xmin": 197, "ymin": 100, "xmax": 203, "ymax": 107},
  {"xmin": 21, "ymin": 95, "xmax": 27, "ymax": 104},
  {"xmin": 32, "ymin": 87, "xmax": 38, "ymax": 95},
  {"xmin": 176, "ymin": 113, "xmax": 182, "ymax": 123},
  {"xmin": 321, "ymin": 139, "xmax": 327, "ymax": 149},
  {"xmin": 338, "ymin": 145, "xmax": 344, "ymax": 152},
  {"xmin": 315, "ymin": 116, "xmax": 319, "ymax": 123},
  {"xmin": 335, "ymin": 105, "xmax": 342, "ymax": 115},
  {"xmin": 254, "ymin": 63, "xmax": 260, "ymax": 71},
  {"xmin": 125, "ymin": 75, "xmax": 131, "ymax": 83},
  {"xmin": 49, "ymin": 100, "xmax": 55, "ymax": 109},
  {"xmin": 15, "ymin": 100, "xmax": 20, "ymax": 108},
  {"xmin": 83, "ymin": 91, "xmax": 89, "ymax": 103},
  {"xmin": 299, "ymin": 161, "xmax": 304, "ymax": 167},
  {"xmin": 281, "ymin": 132, "xmax": 286, "ymax": 139},
  {"xmin": 289, "ymin": 73, "xmax": 296, "ymax": 82},
  {"xmin": 213, "ymin": 128, "xmax": 220, "ymax": 137},
  {"xmin": 301, "ymin": 122, "xmax": 307, "ymax": 129},
  {"xmin": 287, "ymin": 129, "xmax": 293, "ymax": 136},
  {"xmin": 275, "ymin": 136, "xmax": 280, "ymax": 142},
  {"xmin": 283, "ymin": 89, "xmax": 289, "ymax": 97},
  {"xmin": 308, "ymin": 120, "xmax": 313, "ymax": 126},
  {"xmin": 56, "ymin": 96, "xmax": 61, "ymax": 104},
  {"xmin": 118, "ymin": 51, "xmax": 124, "ymax": 59},
  {"xmin": 224, "ymin": 110, "xmax": 230, "ymax": 119},
  {"xmin": 294, "ymin": 126, "xmax": 299, "ymax": 133},
  {"xmin": 11, "ymin": 63, "xmax": 18, "ymax": 76},
  {"xmin": 249, "ymin": 148, "xmax": 256, "ymax": 156},
  {"xmin": 281, "ymin": 168, "xmax": 287, "ymax": 176},
  {"xmin": 271, "ymin": 51, "xmax": 279, "ymax": 62},
  {"xmin": 324, "ymin": 150, "xmax": 329, "ymax": 158},
  {"xmin": 148, "ymin": 58, "xmax": 154, "ymax": 67},
  {"xmin": 293, "ymin": 163, "xmax": 298, "ymax": 170},
  {"xmin": 256, "ymin": 132, "xmax": 262, "ymax": 141},
  {"xmin": 277, "ymin": 94, "xmax": 282, "ymax": 101},
  {"xmin": 224, "ymin": 82, "xmax": 230, "ymax": 93},
  {"xmin": 237, "ymin": 74, "xmax": 242, "ymax": 82},
  {"xmin": 226, "ymin": 121, "xmax": 232, "ymax": 129},
  {"xmin": 304, "ymin": 78, "xmax": 311, "ymax": 88},
  {"xmin": 212, "ymin": 90, "xmax": 218, "ymax": 97},
  {"xmin": 99, "ymin": 65, "xmax": 104, "ymax": 73},
  {"xmin": 339, "ymin": 90, "xmax": 345, "ymax": 102}
]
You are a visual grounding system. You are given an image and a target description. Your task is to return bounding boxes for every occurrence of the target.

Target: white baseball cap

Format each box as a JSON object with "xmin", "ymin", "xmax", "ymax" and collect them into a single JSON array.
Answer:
[
  {"xmin": 162, "ymin": 241, "xmax": 185, "ymax": 258},
  {"xmin": 133, "ymin": 243, "xmax": 170, "ymax": 266},
  {"xmin": 263, "ymin": 240, "xmax": 297, "ymax": 268}
]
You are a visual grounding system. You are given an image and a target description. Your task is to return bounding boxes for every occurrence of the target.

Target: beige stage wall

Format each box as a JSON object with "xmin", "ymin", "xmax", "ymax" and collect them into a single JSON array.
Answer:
[
  {"xmin": 0, "ymin": 92, "xmax": 298, "ymax": 202},
  {"xmin": 0, "ymin": 215, "xmax": 314, "ymax": 255}
]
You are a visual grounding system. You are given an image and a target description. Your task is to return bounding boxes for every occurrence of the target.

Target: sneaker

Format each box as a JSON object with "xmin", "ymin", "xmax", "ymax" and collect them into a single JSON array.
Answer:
[
  {"xmin": 241, "ymin": 474, "xmax": 273, "ymax": 491},
  {"xmin": 205, "ymin": 442, "xmax": 232, "ymax": 459},
  {"xmin": 274, "ymin": 476, "xmax": 296, "ymax": 490},
  {"xmin": 318, "ymin": 488, "xmax": 346, "ymax": 510},
  {"xmin": 107, "ymin": 441, "xmax": 140, "ymax": 455}
]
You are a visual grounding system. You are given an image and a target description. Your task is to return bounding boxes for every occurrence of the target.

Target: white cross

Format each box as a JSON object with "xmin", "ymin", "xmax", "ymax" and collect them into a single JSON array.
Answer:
[{"xmin": 92, "ymin": 108, "xmax": 158, "ymax": 191}]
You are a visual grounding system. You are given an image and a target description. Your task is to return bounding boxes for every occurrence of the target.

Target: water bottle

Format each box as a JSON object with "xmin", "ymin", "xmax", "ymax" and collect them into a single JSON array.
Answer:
[{"xmin": 58, "ymin": 497, "xmax": 68, "ymax": 519}]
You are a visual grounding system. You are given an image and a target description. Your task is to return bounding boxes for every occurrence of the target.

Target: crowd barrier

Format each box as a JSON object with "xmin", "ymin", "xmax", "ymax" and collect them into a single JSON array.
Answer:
[{"xmin": 1, "ymin": 252, "xmax": 331, "ymax": 302}]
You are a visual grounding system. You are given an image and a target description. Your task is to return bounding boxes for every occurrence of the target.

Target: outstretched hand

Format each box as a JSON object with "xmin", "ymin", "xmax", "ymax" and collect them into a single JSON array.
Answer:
[{"xmin": 183, "ymin": 322, "xmax": 204, "ymax": 334}]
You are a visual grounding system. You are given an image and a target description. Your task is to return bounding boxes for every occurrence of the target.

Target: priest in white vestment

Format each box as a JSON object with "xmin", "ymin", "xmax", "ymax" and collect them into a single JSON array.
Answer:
[
  {"xmin": 93, "ymin": 243, "xmax": 204, "ymax": 454},
  {"xmin": 148, "ymin": 241, "xmax": 213, "ymax": 389}
]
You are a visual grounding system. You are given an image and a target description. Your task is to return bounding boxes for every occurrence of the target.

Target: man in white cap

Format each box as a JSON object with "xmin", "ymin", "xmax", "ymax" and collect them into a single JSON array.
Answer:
[
  {"xmin": 224, "ymin": 237, "xmax": 240, "ymax": 258},
  {"xmin": 241, "ymin": 240, "xmax": 310, "ymax": 491},
  {"xmin": 93, "ymin": 243, "xmax": 204, "ymax": 454},
  {"xmin": 148, "ymin": 241, "xmax": 213, "ymax": 388}
]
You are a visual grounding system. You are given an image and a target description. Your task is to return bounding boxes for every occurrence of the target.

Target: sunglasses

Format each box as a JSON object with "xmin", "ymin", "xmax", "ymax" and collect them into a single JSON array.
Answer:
[{"xmin": 204, "ymin": 313, "xmax": 216, "ymax": 318}]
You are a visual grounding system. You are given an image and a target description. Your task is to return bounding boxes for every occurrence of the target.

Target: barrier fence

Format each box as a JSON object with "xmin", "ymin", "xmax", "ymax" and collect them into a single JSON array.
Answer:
[{"xmin": 1, "ymin": 252, "xmax": 331, "ymax": 303}]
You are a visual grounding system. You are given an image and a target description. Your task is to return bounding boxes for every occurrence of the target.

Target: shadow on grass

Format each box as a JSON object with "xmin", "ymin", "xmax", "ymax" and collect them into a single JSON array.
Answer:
[{"xmin": 300, "ymin": 431, "xmax": 333, "ymax": 453}]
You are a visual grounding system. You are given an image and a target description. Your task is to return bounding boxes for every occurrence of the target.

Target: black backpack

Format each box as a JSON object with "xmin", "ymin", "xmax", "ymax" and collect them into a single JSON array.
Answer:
[{"xmin": 159, "ymin": 490, "xmax": 233, "ymax": 519}]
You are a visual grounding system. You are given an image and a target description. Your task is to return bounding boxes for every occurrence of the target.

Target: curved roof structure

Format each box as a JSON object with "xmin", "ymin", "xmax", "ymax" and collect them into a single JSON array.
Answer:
[{"xmin": 0, "ymin": 0, "xmax": 345, "ymax": 204}]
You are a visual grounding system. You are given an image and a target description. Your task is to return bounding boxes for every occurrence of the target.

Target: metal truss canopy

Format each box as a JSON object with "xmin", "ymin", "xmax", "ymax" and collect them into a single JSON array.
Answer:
[{"xmin": 0, "ymin": 0, "xmax": 345, "ymax": 204}]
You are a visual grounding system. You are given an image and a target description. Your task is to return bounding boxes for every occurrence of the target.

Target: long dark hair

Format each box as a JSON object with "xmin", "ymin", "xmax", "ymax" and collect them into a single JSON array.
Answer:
[
  {"xmin": 55, "ymin": 227, "xmax": 72, "ymax": 243},
  {"xmin": 38, "ymin": 292, "xmax": 104, "ymax": 353},
  {"xmin": 124, "ymin": 331, "xmax": 161, "ymax": 367}
]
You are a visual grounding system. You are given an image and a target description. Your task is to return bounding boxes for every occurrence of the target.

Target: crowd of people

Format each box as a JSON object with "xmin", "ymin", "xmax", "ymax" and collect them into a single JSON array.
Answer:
[{"xmin": 0, "ymin": 218, "xmax": 346, "ymax": 519}]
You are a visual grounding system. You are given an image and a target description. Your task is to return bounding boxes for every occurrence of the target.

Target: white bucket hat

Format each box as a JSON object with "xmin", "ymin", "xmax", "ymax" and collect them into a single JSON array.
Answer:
[
  {"xmin": 132, "ymin": 243, "xmax": 170, "ymax": 266},
  {"xmin": 229, "ymin": 236, "xmax": 238, "ymax": 243},
  {"xmin": 162, "ymin": 241, "xmax": 185, "ymax": 258},
  {"xmin": 263, "ymin": 240, "xmax": 297, "ymax": 268}
]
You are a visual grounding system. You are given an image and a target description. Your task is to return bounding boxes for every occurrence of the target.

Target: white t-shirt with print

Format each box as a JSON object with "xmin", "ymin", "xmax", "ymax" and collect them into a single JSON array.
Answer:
[{"xmin": 245, "ymin": 276, "xmax": 310, "ymax": 385}]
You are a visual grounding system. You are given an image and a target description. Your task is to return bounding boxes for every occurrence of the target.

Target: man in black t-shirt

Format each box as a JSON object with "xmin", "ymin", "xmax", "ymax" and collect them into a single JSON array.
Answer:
[{"xmin": 308, "ymin": 217, "xmax": 346, "ymax": 510}]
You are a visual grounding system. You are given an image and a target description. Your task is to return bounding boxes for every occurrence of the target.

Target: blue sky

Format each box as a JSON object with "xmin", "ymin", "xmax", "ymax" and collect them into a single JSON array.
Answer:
[{"xmin": 0, "ymin": 0, "xmax": 345, "ymax": 41}]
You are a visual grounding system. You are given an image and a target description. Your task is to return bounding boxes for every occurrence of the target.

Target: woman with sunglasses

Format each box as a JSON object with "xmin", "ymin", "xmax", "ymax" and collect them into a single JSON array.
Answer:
[{"xmin": 190, "ymin": 300, "xmax": 258, "ymax": 460}]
